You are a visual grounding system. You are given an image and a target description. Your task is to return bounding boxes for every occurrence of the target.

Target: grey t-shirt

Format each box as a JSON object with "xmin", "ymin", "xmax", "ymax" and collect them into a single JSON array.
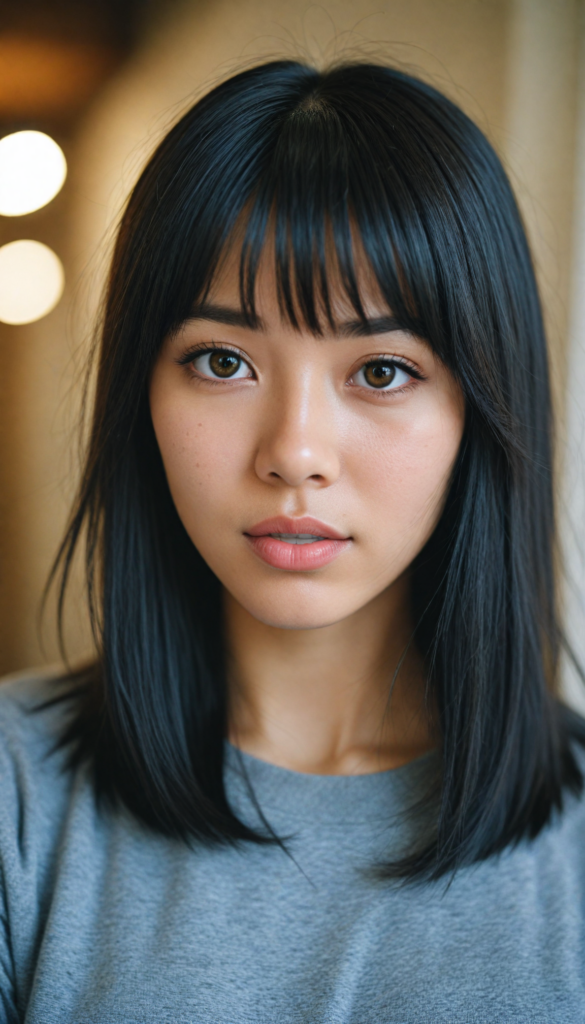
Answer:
[{"xmin": 1, "ymin": 673, "xmax": 585, "ymax": 1024}]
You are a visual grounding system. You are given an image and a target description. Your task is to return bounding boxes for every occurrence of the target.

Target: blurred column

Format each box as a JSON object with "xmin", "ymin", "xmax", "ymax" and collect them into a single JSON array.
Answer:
[
  {"xmin": 563, "ymin": 2, "xmax": 585, "ymax": 713},
  {"xmin": 504, "ymin": 0, "xmax": 580, "ymax": 414},
  {"xmin": 0, "ymin": 4, "xmax": 144, "ymax": 675}
]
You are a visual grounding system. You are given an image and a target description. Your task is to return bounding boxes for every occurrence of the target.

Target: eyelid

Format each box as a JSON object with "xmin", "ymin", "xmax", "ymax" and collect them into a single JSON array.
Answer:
[{"xmin": 176, "ymin": 341, "xmax": 252, "ymax": 367}]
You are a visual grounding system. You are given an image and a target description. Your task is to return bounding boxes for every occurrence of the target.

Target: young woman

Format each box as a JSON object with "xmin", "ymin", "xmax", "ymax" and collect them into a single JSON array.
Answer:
[{"xmin": 1, "ymin": 60, "xmax": 584, "ymax": 1023}]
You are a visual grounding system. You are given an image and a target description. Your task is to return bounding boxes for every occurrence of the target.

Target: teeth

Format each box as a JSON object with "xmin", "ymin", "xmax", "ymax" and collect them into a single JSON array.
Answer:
[{"xmin": 270, "ymin": 533, "xmax": 326, "ymax": 545}]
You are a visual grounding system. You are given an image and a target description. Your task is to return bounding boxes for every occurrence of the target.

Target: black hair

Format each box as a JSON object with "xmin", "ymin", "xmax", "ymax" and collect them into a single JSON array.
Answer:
[{"xmin": 51, "ymin": 59, "xmax": 585, "ymax": 880}]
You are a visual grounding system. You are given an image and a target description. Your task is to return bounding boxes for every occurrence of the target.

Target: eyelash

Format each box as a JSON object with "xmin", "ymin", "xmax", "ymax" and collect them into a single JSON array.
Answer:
[{"xmin": 177, "ymin": 343, "xmax": 426, "ymax": 395}]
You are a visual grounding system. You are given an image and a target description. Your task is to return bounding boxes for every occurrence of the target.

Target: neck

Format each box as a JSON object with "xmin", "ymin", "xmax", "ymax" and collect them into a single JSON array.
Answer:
[{"xmin": 225, "ymin": 578, "xmax": 435, "ymax": 775}]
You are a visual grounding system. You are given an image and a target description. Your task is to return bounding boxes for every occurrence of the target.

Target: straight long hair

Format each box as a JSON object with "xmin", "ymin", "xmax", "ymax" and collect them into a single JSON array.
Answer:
[{"xmin": 51, "ymin": 60, "xmax": 585, "ymax": 880}]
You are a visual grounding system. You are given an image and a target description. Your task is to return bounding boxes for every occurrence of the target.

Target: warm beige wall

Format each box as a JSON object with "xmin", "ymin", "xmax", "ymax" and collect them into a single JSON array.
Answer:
[
  {"xmin": 505, "ymin": 0, "xmax": 580, "ymax": 414},
  {"xmin": 0, "ymin": 178, "xmax": 84, "ymax": 673},
  {"xmin": 0, "ymin": 0, "xmax": 581, "ymax": 673},
  {"xmin": 562, "ymin": 1, "xmax": 585, "ymax": 713},
  {"xmin": 72, "ymin": 0, "xmax": 510, "ymax": 264}
]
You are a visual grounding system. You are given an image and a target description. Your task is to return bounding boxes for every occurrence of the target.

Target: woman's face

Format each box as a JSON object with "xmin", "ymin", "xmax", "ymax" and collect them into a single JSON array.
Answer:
[{"xmin": 150, "ymin": 248, "xmax": 465, "ymax": 630}]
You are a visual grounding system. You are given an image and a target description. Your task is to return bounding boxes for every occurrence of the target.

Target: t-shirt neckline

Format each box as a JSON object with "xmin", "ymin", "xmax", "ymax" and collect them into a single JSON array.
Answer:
[{"xmin": 224, "ymin": 740, "xmax": 439, "ymax": 826}]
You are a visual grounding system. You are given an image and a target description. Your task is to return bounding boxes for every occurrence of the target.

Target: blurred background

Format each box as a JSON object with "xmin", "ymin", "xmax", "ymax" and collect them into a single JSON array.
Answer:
[{"xmin": 1, "ymin": 0, "xmax": 585, "ymax": 703}]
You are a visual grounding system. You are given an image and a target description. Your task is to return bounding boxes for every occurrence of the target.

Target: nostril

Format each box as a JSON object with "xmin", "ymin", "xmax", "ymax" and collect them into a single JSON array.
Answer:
[{"xmin": 255, "ymin": 438, "xmax": 340, "ymax": 488}]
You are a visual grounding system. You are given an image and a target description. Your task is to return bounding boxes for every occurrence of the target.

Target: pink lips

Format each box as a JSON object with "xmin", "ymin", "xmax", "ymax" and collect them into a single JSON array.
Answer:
[{"xmin": 245, "ymin": 516, "xmax": 351, "ymax": 571}]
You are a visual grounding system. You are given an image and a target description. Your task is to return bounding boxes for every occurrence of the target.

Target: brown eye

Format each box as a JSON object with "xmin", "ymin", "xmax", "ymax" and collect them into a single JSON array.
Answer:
[
  {"xmin": 363, "ymin": 361, "xmax": 396, "ymax": 388},
  {"xmin": 208, "ymin": 351, "xmax": 241, "ymax": 377},
  {"xmin": 353, "ymin": 359, "xmax": 412, "ymax": 391},
  {"xmin": 191, "ymin": 349, "xmax": 252, "ymax": 381}
]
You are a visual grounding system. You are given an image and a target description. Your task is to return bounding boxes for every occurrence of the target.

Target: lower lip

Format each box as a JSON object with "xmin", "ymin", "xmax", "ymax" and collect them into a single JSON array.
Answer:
[{"xmin": 245, "ymin": 535, "xmax": 350, "ymax": 571}]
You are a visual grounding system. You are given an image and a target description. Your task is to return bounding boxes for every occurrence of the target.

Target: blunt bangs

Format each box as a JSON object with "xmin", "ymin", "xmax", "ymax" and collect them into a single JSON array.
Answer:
[{"xmin": 50, "ymin": 60, "xmax": 585, "ymax": 882}]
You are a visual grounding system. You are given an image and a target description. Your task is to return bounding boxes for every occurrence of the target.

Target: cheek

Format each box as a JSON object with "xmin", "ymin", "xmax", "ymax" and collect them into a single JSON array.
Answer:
[
  {"xmin": 348, "ymin": 400, "xmax": 462, "ymax": 551},
  {"xmin": 151, "ymin": 398, "xmax": 251, "ymax": 530}
]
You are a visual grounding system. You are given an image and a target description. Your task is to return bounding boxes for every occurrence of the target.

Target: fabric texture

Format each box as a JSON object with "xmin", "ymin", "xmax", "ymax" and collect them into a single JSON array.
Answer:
[{"xmin": 0, "ymin": 671, "xmax": 584, "ymax": 1024}]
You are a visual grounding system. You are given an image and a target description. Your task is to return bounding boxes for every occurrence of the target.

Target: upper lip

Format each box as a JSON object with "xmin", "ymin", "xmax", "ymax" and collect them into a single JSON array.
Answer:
[{"xmin": 245, "ymin": 516, "xmax": 349, "ymax": 540}]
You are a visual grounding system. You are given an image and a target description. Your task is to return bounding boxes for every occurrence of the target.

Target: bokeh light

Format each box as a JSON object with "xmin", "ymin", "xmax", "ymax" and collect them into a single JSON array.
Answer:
[
  {"xmin": 0, "ymin": 240, "xmax": 64, "ymax": 324},
  {"xmin": 0, "ymin": 131, "xmax": 67, "ymax": 216}
]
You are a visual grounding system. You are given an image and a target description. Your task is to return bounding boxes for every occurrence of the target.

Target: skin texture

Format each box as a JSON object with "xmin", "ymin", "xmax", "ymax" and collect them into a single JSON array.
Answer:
[{"xmin": 149, "ymin": 246, "xmax": 465, "ymax": 774}]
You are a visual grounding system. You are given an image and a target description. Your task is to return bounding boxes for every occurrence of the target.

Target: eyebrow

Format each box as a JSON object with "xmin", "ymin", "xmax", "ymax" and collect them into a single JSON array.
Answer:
[
  {"xmin": 188, "ymin": 303, "xmax": 264, "ymax": 330},
  {"xmin": 186, "ymin": 303, "xmax": 410, "ymax": 337},
  {"xmin": 338, "ymin": 316, "xmax": 409, "ymax": 337}
]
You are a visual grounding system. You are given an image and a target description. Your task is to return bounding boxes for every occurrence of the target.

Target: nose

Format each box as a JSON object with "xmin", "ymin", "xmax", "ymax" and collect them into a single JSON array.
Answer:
[{"xmin": 254, "ymin": 370, "xmax": 340, "ymax": 488}]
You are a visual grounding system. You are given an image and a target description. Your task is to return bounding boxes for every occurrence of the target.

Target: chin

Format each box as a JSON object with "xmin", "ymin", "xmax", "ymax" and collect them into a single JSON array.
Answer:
[{"xmin": 231, "ymin": 586, "xmax": 359, "ymax": 631}]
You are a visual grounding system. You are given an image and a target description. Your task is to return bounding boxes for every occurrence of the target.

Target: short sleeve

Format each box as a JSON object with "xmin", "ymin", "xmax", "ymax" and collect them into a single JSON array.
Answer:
[
  {"xmin": 0, "ymin": 723, "xmax": 23, "ymax": 1024},
  {"xmin": 0, "ymin": 883, "xmax": 18, "ymax": 1022},
  {"xmin": 0, "ymin": 671, "xmax": 71, "ymax": 1023}
]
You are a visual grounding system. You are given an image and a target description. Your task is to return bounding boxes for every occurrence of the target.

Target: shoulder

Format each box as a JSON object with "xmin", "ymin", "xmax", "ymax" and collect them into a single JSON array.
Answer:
[
  {"xmin": 0, "ymin": 667, "xmax": 71, "ymax": 771},
  {"xmin": 560, "ymin": 737, "xmax": 585, "ymax": 835},
  {"xmin": 0, "ymin": 669, "xmax": 81, "ymax": 865},
  {"xmin": 0, "ymin": 671, "xmax": 98, "ymax": 1019},
  {"xmin": 0, "ymin": 666, "xmax": 66, "ymax": 718}
]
